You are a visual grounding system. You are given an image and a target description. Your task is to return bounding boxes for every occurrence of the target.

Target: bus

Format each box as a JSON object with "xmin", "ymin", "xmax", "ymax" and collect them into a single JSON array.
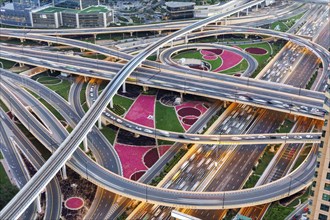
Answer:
[{"xmin": 172, "ymin": 171, "xmax": 181, "ymax": 181}]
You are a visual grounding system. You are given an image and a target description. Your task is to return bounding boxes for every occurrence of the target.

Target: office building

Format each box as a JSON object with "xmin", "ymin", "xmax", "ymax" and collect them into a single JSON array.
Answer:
[
  {"xmin": 309, "ymin": 73, "xmax": 330, "ymax": 220},
  {"xmin": 165, "ymin": 1, "xmax": 195, "ymax": 20}
]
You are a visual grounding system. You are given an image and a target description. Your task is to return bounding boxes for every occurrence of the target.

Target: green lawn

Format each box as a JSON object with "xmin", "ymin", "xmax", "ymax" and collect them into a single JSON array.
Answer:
[
  {"xmin": 277, "ymin": 119, "xmax": 295, "ymax": 133},
  {"xmin": 45, "ymin": 79, "xmax": 72, "ymax": 101},
  {"xmin": 243, "ymin": 145, "xmax": 276, "ymax": 189},
  {"xmin": 0, "ymin": 163, "xmax": 19, "ymax": 210},
  {"xmin": 292, "ymin": 145, "xmax": 312, "ymax": 171},
  {"xmin": 172, "ymin": 50, "xmax": 222, "ymax": 72},
  {"xmin": 0, "ymin": 151, "xmax": 2, "ymax": 159},
  {"xmin": 155, "ymin": 102, "xmax": 184, "ymax": 133},
  {"xmin": 0, "ymin": 100, "xmax": 9, "ymax": 112},
  {"xmin": 0, "ymin": 59, "xmax": 16, "ymax": 69},
  {"xmin": 100, "ymin": 126, "xmax": 117, "ymax": 145},
  {"xmin": 271, "ymin": 21, "xmax": 289, "ymax": 32},
  {"xmin": 112, "ymin": 94, "xmax": 134, "ymax": 113},
  {"xmin": 220, "ymin": 59, "xmax": 249, "ymax": 75},
  {"xmin": 37, "ymin": 76, "xmax": 62, "ymax": 84}
]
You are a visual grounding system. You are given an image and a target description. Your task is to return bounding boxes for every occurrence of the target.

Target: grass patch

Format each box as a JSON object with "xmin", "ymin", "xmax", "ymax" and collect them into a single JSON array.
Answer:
[
  {"xmin": 220, "ymin": 59, "xmax": 249, "ymax": 75},
  {"xmin": 100, "ymin": 126, "xmax": 117, "ymax": 145},
  {"xmin": 264, "ymin": 187, "xmax": 310, "ymax": 220},
  {"xmin": 147, "ymin": 55, "xmax": 157, "ymax": 61},
  {"xmin": 155, "ymin": 102, "xmax": 184, "ymax": 133},
  {"xmin": 44, "ymin": 79, "xmax": 72, "ymax": 101},
  {"xmin": 292, "ymin": 145, "xmax": 312, "ymax": 171},
  {"xmin": 0, "ymin": 59, "xmax": 16, "ymax": 69},
  {"xmin": 0, "ymin": 100, "xmax": 9, "ymax": 112},
  {"xmin": 243, "ymin": 145, "xmax": 277, "ymax": 189},
  {"xmin": 112, "ymin": 94, "xmax": 134, "ymax": 113},
  {"xmin": 110, "ymin": 104, "xmax": 126, "ymax": 116},
  {"xmin": 172, "ymin": 50, "xmax": 222, "ymax": 72},
  {"xmin": 37, "ymin": 76, "xmax": 62, "ymax": 84},
  {"xmin": 150, "ymin": 148, "xmax": 187, "ymax": 186},
  {"xmin": 277, "ymin": 119, "xmax": 294, "ymax": 133},
  {"xmin": 0, "ymin": 163, "xmax": 19, "ymax": 210},
  {"xmin": 0, "ymin": 151, "xmax": 2, "ymax": 159},
  {"xmin": 305, "ymin": 70, "xmax": 318, "ymax": 90}
]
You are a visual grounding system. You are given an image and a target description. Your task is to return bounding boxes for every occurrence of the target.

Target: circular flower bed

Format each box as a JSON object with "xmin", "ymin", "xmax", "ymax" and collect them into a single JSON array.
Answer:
[{"xmin": 65, "ymin": 197, "xmax": 84, "ymax": 210}]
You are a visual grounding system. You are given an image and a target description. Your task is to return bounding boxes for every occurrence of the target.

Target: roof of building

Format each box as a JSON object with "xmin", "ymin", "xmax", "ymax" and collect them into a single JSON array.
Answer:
[
  {"xmin": 81, "ymin": 6, "xmax": 110, "ymax": 14},
  {"xmin": 35, "ymin": 5, "xmax": 110, "ymax": 14},
  {"xmin": 165, "ymin": 1, "xmax": 195, "ymax": 8}
]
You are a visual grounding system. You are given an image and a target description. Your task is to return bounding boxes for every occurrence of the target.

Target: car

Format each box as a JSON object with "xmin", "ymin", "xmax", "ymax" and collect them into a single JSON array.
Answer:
[
  {"xmin": 306, "ymin": 135, "xmax": 313, "ymax": 139},
  {"xmin": 281, "ymin": 136, "xmax": 289, "ymax": 139},
  {"xmin": 190, "ymin": 137, "xmax": 200, "ymax": 141},
  {"xmin": 257, "ymin": 135, "xmax": 266, "ymax": 139},
  {"xmin": 231, "ymin": 137, "xmax": 242, "ymax": 140},
  {"xmin": 135, "ymin": 126, "xmax": 142, "ymax": 131},
  {"xmin": 244, "ymin": 136, "xmax": 256, "ymax": 140},
  {"xmin": 159, "ymin": 130, "xmax": 170, "ymax": 137},
  {"xmin": 270, "ymin": 136, "xmax": 277, "ymax": 139},
  {"xmin": 293, "ymin": 135, "xmax": 302, "ymax": 139},
  {"xmin": 301, "ymin": 213, "xmax": 308, "ymax": 220},
  {"xmin": 144, "ymin": 129, "xmax": 153, "ymax": 134},
  {"xmin": 116, "ymin": 118, "xmax": 123, "ymax": 123}
]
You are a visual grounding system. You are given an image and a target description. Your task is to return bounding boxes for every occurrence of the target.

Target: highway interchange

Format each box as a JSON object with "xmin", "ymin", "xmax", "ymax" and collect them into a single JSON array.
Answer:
[{"xmin": 0, "ymin": 0, "xmax": 329, "ymax": 219}]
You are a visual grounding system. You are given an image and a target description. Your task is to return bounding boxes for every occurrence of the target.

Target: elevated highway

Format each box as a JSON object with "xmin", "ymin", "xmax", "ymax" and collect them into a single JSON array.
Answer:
[
  {"xmin": 0, "ymin": 45, "xmax": 326, "ymax": 120},
  {"xmin": 1, "ymin": 1, "xmax": 328, "ymax": 218}
]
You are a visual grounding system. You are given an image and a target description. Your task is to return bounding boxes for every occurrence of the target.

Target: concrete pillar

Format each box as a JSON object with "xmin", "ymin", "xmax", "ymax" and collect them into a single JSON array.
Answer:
[
  {"xmin": 224, "ymin": 101, "xmax": 227, "ymax": 108},
  {"xmin": 110, "ymin": 99, "xmax": 114, "ymax": 109},
  {"xmin": 237, "ymin": 12, "xmax": 240, "ymax": 17},
  {"xmin": 158, "ymin": 30, "xmax": 162, "ymax": 35},
  {"xmin": 294, "ymin": 115, "xmax": 297, "ymax": 122},
  {"xmin": 200, "ymin": 26, "xmax": 204, "ymax": 32},
  {"xmin": 171, "ymin": 40, "xmax": 174, "ymax": 47},
  {"xmin": 180, "ymin": 92, "xmax": 183, "ymax": 100},
  {"xmin": 224, "ymin": 17, "xmax": 227, "ymax": 25},
  {"xmin": 143, "ymin": 86, "xmax": 148, "ymax": 92},
  {"xmin": 84, "ymin": 76, "xmax": 87, "ymax": 83},
  {"xmin": 184, "ymin": 34, "xmax": 188, "ymax": 44},
  {"xmin": 62, "ymin": 164, "xmax": 67, "ymax": 180},
  {"xmin": 122, "ymin": 83, "xmax": 126, "ymax": 93},
  {"xmin": 20, "ymin": 38, "xmax": 25, "ymax": 43},
  {"xmin": 256, "ymin": 4, "xmax": 258, "ymax": 11},
  {"xmin": 36, "ymin": 195, "xmax": 42, "ymax": 213},
  {"xmin": 98, "ymin": 116, "xmax": 102, "ymax": 129},
  {"xmin": 156, "ymin": 48, "xmax": 160, "ymax": 60},
  {"xmin": 245, "ymin": 34, "xmax": 248, "ymax": 39},
  {"xmin": 246, "ymin": 8, "xmax": 249, "ymax": 15},
  {"xmin": 19, "ymin": 63, "xmax": 24, "ymax": 67},
  {"xmin": 83, "ymin": 138, "xmax": 88, "ymax": 152},
  {"xmin": 130, "ymin": 32, "xmax": 133, "ymax": 37},
  {"xmin": 47, "ymin": 41, "xmax": 52, "ymax": 46}
]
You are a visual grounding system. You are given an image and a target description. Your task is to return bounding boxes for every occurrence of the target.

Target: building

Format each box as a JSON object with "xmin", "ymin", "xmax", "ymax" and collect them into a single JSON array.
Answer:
[
  {"xmin": 308, "ymin": 67, "xmax": 330, "ymax": 219},
  {"xmin": 165, "ymin": 1, "xmax": 195, "ymax": 20},
  {"xmin": 53, "ymin": 0, "xmax": 99, "ymax": 10},
  {"xmin": 0, "ymin": 2, "xmax": 34, "ymax": 26},
  {"xmin": 31, "ymin": 5, "xmax": 113, "ymax": 28}
]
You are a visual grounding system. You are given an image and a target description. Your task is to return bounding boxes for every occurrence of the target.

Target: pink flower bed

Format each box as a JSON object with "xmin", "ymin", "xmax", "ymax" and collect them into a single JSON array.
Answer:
[
  {"xmin": 203, "ymin": 55, "xmax": 217, "ymax": 60},
  {"xmin": 115, "ymin": 144, "xmax": 172, "ymax": 180},
  {"xmin": 65, "ymin": 197, "xmax": 84, "ymax": 210},
  {"xmin": 115, "ymin": 143, "xmax": 150, "ymax": 179},
  {"xmin": 213, "ymin": 50, "xmax": 243, "ymax": 72},
  {"xmin": 175, "ymin": 101, "xmax": 209, "ymax": 130},
  {"xmin": 158, "ymin": 145, "xmax": 171, "ymax": 157},
  {"xmin": 200, "ymin": 50, "xmax": 215, "ymax": 56},
  {"xmin": 125, "ymin": 95, "xmax": 155, "ymax": 128},
  {"xmin": 245, "ymin": 47, "xmax": 268, "ymax": 55}
]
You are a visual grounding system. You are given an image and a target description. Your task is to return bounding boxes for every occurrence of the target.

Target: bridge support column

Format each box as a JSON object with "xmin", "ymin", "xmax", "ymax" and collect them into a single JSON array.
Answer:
[
  {"xmin": 184, "ymin": 35, "xmax": 188, "ymax": 44},
  {"xmin": 294, "ymin": 115, "xmax": 297, "ymax": 122},
  {"xmin": 19, "ymin": 63, "xmax": 24, "ymax": 67},
  {"xmin": 200, "ymin": 26, "xmax": 204, "ymax": 32},
  {"xmin": 224, "ymin": 101, "xmax": 227, "ymax": 108},
  {"xmin": 36, "ymin": 195, "xmax": 42, "ymax": 213},
  {"xmin": 245, "ymin": 34, "xmax": 248, "ymax": 39},
  {"xmin": 156, "ymin": 48, "xmax": 160, "ymax": 60},
  {"xmin": 83, "ymin": 138, "xmax": 88, "ymax": 152},
  {"xmin": 109, "ymin": 99, "xmax": 114, "ymax": 109},
  {"xmin": 246, "ymin": 8, "xmax": 249, "ymax": 15},
  {"xmin": 98, "ymin": 116, "xmax": 102, "ymax": 129},
  {"xmin": 256, "ymin": 4, "xmax": 258, "ymax": 11},
  {"xmin": 180, "ymin": 92, "xmax": 183, "ymax": 100},
  {"xmin": 20, "ymin": 38, "xmax": 25, "ymax": 43},
  {"xmin": 122, "ymin": 83, "xmax": 126, "ymax": 93},
  {"xmin": 143, "ymin": 86, "xmax": 148, "ymax": 92},
  {"xmin": 62, "ymin": 164, "xmax": 67, "ymax": 180},
  {"xmin": 224, "ymin": 17, "xmax": 227, "ymax": 25},
  {"xmin": 158, "ymin": 30, "xmax": 162, "ymax": 35},
  {"xmin": 237, "ymin": 12, "xmax": 240, "ymax": 17},
  {"xmin": 130, "ymin": 32, "xmax": 133, "ymax": 37},
  {"xmin": 47, "ymin": 41, "xmax": 52, "ymax": 46}
]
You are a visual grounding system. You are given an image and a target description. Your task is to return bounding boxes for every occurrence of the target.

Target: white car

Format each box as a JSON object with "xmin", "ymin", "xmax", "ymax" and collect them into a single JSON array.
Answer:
[
  {"xmin": 281, "ymin": 136, "xmax": 289, "ymax": 139},
  {"xmin": 144, "ymin": 129, "xmax": 153, "ymax": 134},
  {"xmin": 257, "ymin": 135, "xmax": 266, "ymax": 139},
  {"xmin": 231, "ymin": 137, "xmax": 242, "ymax": 141}
]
